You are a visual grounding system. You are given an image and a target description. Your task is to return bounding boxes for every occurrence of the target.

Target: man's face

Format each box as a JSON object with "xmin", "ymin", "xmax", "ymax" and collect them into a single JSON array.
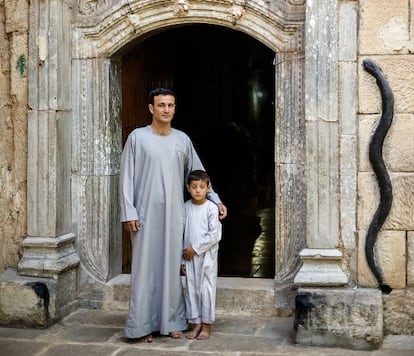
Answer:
[{"xmin": 149, "ymin": 94, "xmax": 176, "ymax": 125}]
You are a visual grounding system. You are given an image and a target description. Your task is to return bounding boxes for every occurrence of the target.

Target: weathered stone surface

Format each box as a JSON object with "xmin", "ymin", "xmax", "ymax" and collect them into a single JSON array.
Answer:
[
  {"xmin": 340, "ymin": 135, "xmax": 357, "ymax": 250},
  {"xmin": 357, "ymin": 229, "xmax": 406, "ymax": 288},
  {"xmin": 338, "ymin": 1, "xmax": 357, "ymax": 61},
  {"xmin": 215, "ymin": 277, "xmax": 277, "ymax": 317},
  {"xmin": 383, "ymin": 289, "xmax": 414, "ymax": 335},
  {"xmin": 359, "ymin": 114, "xmax": 414, "ymax": 172},
  {"xmin": 359, "ymin": 172, "xmax": 414, "ymax": 231},
  {"xmin": 408, "ymin": 232, "xmax": 414, "ymax": 286},
  {"xmin": 294, "ymin": 288, "xmax": 383, "ymax": 350},
  {"xmin": 359, "ymin": 0, "xmax": 412, "ymax": 55},
  {"xmin": 0, "ymin": 269, "xmax": 50, "ymax": 327},
  {"xmin": 359, "ymin": 56, "xmax": 414, "ymax": 114},
  {"xmin": 0, "ymin": 1, "xmax": 28, "ymax": 275},
  {"xmin": 103, "ymin": 276, "xmax": 280, "ymax": 317}
]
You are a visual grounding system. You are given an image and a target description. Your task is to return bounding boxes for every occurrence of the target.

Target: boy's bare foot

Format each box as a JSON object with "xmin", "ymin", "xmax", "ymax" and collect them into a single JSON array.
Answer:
[
  {"xmin": 139, "ymin": 334, "xmax": 153, "ymax": 343},
  {"xmin": 169, "ymin": 331, "xmax": 183, "ymax": 339},
  {"xmin": 196, "ymin": 323, "xmax": 211, "ymax": 340},
  {"xmin": 185, "ymin": 323, "xmax": 202, "ymax": 339}
]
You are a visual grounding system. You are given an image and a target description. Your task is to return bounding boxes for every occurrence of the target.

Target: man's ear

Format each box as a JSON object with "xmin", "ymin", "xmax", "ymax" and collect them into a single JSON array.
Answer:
[{"xmin": 148, "ymin": 104, "xmax": 154, "ymax": 114}]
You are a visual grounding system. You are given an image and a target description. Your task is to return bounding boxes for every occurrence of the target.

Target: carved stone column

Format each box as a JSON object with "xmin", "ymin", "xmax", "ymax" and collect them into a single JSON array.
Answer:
[
  {"xmin": 293, "ymin": 0, "xmax": 347, "ymax": 286},
  {"xmin": 16, "ymin": 0, "xmax": 79, "ymax": 323},
  {"xmin": 274, "ymin": 51, "xmax": 307, "ymax": 309}
]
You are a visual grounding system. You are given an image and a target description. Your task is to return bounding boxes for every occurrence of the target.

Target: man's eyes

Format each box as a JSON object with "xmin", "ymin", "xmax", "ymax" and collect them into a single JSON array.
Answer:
[{"xmin": 157, "ymin": 104, "xmax": 175, "ymax": 108}]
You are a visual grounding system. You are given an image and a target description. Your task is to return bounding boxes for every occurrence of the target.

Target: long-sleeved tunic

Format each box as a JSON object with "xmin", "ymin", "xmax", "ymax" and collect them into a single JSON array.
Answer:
[
  {"xmin": 120, "ymin": 125, "xmax": 221, "ymax": 339},
  {"xmin": 183, "ymin": 199, "xmax": 222, "ymax": 324}
]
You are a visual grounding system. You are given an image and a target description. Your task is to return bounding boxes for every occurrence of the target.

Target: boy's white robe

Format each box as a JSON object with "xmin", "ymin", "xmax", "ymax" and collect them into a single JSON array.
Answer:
[
  {"xmin": 183, "ymin": 199, "xmax": 222, "ymax": 324},
  {"xmin": 120, "ymin": 126, "xmax": 221, "ymax": 339}
]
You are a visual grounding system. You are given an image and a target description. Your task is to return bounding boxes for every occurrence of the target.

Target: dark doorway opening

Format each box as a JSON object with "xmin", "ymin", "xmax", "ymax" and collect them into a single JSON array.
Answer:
[{"xmin": 122, "ymin": 24, "xmax": 275, "ymax": 278}]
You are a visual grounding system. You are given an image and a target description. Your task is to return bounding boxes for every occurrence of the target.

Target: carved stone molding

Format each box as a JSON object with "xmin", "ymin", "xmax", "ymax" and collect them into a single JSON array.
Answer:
[{"xmin": 72, "ymin": 0, "xmax": 305, "ymax": 58}]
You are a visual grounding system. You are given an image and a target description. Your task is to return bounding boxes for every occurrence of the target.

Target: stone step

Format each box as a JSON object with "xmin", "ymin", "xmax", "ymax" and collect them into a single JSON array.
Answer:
[{"xmin": 103, "ymin": 274, "xmax": 277, "ymax": 317}]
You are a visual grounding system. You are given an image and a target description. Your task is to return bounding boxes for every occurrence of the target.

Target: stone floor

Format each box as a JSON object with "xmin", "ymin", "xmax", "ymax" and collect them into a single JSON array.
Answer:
[{"xmin": 1, "ymin": 308, "xmax": 414, "ymax": 355}]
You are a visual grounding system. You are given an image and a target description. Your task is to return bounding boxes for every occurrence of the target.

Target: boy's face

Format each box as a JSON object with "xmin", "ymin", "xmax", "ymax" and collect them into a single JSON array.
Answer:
[{"xmin": 187, "ymin": 179, "xmax": 210, "ymax": 203}]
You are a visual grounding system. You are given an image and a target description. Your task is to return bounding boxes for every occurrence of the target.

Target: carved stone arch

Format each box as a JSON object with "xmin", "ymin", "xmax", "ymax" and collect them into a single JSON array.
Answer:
[
  {"xmin": 69, "ymin": 0, "xmax": 306, "ymax": 303},
  {"xmin": 73, "ymin": 0, "xmax": 304, "ymax": 56}
]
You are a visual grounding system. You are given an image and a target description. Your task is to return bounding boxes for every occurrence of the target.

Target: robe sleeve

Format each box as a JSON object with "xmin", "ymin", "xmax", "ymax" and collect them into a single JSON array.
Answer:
[
  {"xmin": 119, "ymin": 133, "xmax": 139, "ymax": 222},
  {"xmin": 185, "ymin": 135, "xmax": 222, "ymax": 205},
  {"xmin": 192, "ymin": 203, "xmax": 222, "ymax": 255}
]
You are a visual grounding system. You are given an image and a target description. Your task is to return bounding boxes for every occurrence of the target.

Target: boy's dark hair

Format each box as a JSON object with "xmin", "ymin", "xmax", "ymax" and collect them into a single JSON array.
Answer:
[
  {"xmin": 148, "ymin": 88, "xmax": 176, "ymax": 104},
  {"xmin": 187, "ymin": 170, "xmax": 210, "ymax": 185}
]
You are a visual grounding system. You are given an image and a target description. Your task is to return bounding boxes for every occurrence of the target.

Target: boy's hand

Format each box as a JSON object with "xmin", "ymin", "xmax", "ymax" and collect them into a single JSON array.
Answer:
[
  {"xmin": 183, "ymin": 246, "xmax": 196, "ymax": 261},
  {"xmin": 180, "ymin": 264, "xmax": 186, "ymax": 276}
]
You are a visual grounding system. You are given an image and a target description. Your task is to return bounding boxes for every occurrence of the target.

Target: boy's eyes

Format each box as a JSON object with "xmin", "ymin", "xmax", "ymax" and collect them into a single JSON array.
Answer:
[{"xmin": 190, "ymin": 184, "xmax": 206, "ymax": 189}]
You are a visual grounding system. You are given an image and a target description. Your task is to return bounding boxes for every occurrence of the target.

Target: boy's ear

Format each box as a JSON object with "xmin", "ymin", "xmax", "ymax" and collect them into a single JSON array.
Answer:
[
  {"xmin": 207, "ymin": 183, "xmax": 211, "ymax": 191},
  {"xmin": 186, "ymin": 184, "xmax": 191, "ymax": 193}
]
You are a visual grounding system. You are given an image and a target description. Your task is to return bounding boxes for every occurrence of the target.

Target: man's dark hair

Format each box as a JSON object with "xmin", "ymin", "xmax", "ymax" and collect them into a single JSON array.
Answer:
[
  {"xmin": 187, "ymin": 170, "xmax": 210, "ymax": 185},
  {"xmin": 148, "ymin": 88, "xmax": 176, "ymax": 104}
]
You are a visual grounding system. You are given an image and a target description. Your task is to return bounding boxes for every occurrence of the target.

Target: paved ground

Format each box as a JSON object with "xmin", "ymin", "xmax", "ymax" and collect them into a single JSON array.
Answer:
[{"xmin": 1, "ymin": 308, "xmax": 414, "ymax": 355}]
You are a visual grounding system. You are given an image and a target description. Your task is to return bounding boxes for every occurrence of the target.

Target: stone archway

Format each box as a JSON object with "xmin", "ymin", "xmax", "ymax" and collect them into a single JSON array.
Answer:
[{"xmin": 23, "ymin": 0, "xmax": 306, "ymax": 311}]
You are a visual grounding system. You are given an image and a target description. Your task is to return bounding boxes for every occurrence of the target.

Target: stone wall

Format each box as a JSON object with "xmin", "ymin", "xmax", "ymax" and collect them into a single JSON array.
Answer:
[
  {"xmin": 358, "ymin": 0, "xmax": 414, "ymax": 289},
  {"xmin": 0, "ymin": 0, "xmax": 28, "ymax": 274}
]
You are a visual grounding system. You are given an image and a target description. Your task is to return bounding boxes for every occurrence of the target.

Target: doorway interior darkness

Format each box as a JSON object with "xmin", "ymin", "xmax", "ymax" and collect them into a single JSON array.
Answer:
[{"xmin": 121, "ymin": 24, "xmax": 275, "ymax": 278}]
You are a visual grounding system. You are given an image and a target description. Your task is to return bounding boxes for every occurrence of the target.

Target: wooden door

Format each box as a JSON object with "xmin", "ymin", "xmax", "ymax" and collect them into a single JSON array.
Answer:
[{"xmin": 121, "ymin": 46, "xmax": 174, "ymax": 273}]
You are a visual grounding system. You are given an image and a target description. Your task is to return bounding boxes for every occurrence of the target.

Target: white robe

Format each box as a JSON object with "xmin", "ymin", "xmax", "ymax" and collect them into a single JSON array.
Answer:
[
  {"xmin": 183, "ymin": 199, "xmax": 222, "ymax": 324},
  {"xmin": 120, "ymin": 125, "xmax": 221, "ymax": 339}
]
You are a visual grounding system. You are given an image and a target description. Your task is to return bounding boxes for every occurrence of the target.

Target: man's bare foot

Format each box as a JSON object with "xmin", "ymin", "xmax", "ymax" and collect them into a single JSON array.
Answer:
[
  {"xmin": 169, "ymin": 331, "xmax": 183, "ymax": 339},
  {"xmin": 196, "ymin": 323, "xmax": 211, "ymax": 340},
  {"xmin": 185, "ymin": 323, "xmax": 202, "ymax": 339}
]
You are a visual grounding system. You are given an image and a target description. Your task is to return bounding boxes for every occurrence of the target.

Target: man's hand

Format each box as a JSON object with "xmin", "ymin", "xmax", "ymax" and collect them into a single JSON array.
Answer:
[
  {"xmin": 183, "ymin": 246, "xmax": 196, "ymax": 261},
  {"xmin": 217, "ymin": 203, "xmax": 228, "ymax": 220},
  {"xmin": 123, "ymin": 220, "xmax": 141, "ymax": 232}
]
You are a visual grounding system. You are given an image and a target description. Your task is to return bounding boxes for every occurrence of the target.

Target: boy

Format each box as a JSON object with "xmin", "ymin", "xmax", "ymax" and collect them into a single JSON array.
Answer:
[{"xmin": 182, "ymin": 170, "xmax": 222, "ymax": 340}]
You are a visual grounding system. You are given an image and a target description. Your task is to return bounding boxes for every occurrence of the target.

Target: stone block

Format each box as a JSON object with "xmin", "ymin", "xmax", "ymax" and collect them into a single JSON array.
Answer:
[
  {"xmin": 4, "ymin": 0, "xmax": 29, "ymax": 33},
  {"xmin": 294, "ymin": 288, "xmax": 383, "ymax": 350},
  {"xmin": 215, "ymin": 278, "xmax": 277, "ymax": 317},
  {"xmin": 0, "ymin": 268, "xmax": 79, "ymax": 328},
  {"xmin": 383, "ymin": 289, "xmax": 414, "ymax": 335},
  {"xmin": 359, "ymin": 0, "xmax": 412, "ymax": 55},
  {"xmin": 408, "ymin": 232, "xmax": 414, "ymax": 286},
  {"xmin": 359, "ymin": 114, "xmax": 414, "ymax": 172},
  {"xmin": 357, "ymin": 230, "xmax": 406, "ymax": 288},
  {"xmin": 102, "ymin": 274, "xmax": 130, "ymax": 311},
  {"xmin": 359, "ymin": 56, "xmax": 414, "ymax": 114},
  {"xmin": 340, "ymin": 135, "xmax": 357, "ymax": 250},
  {"xmin": 0, "ymin": 269, "xmax": 53, "ymax": 328},
  {"xmin": 338, "ymin": 1, "xmax": 357, "ymax": 61},
  {"xmin": 358, "ymin": 172, "xmax": 414, "ymax": 231}
]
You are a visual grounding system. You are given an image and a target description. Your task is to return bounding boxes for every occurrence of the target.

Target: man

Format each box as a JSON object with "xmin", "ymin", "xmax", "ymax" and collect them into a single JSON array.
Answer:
[{"xmin": 120, "ymin": 88, "xmax": 227, "ymax": 342}]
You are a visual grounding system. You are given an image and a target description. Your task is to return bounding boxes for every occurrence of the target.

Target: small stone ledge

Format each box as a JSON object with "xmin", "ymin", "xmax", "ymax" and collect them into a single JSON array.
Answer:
[
  {"xmin": 216, "ymin": 277, "xmax": 277, "ymax": 317},
  {"xmin": 294, "ymin": 287, "xmax": 383, "ymax": 350}
]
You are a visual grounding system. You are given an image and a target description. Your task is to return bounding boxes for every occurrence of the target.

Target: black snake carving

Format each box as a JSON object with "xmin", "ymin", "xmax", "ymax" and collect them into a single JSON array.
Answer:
[{"xmin": 362, "ymin": 59, "xmax": 393, "ymax": 293}]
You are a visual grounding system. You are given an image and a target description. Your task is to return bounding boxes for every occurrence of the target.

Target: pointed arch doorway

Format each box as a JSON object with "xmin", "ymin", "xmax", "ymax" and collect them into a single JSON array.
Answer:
[{"xmin": 122, "ymin": 24, "xmax": 275, "ymax": 278}]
